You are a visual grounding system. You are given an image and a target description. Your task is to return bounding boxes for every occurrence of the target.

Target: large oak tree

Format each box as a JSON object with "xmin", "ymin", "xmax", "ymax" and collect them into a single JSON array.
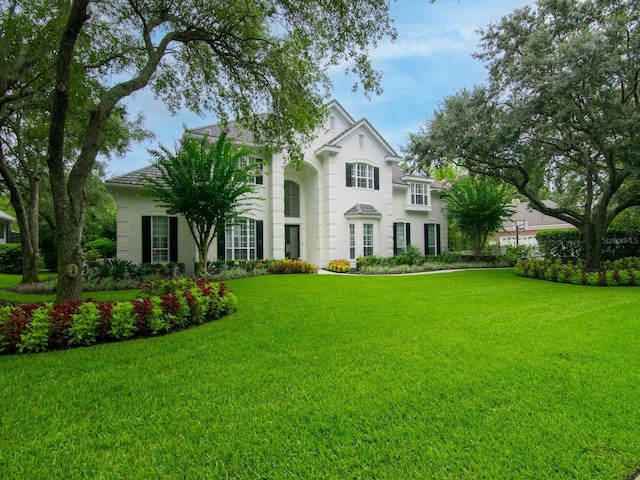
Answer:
[
  {"xmin": 406, "ymin": 0, "xmax": 640, "ymax": 270},
  {"xmin": 3, "ymin": 0, "xmax": 398, "ymax": 301}
]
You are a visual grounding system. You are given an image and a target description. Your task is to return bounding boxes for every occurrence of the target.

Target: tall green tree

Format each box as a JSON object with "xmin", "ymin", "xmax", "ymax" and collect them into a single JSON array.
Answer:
[
  {"xmin": 2, "ymin": 0, "xmax": 398, "ymax": 302},
  {"xmin": 141, "ymin": 132, "xmax": 260, "ymax": 276},
  {"xmin": 406, "ymin": 0, "xmax": 640, "ymax": 270},
  {"xmin": 1, "ymin": 2, "xmax": 149, "ymax": 285},
  {"xmin": 443, "ymin": 175, "xmax": 516, "ymax": 260}
]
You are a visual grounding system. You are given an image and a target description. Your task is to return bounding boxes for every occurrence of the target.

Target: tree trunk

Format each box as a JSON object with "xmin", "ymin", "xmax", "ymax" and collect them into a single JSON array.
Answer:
[
  {"xmin": 55, "ymin": 215, "xmax": 85, "ymax": 301},
  {"xmin": 0, "ymin": 148, "xmax": 40, "ymax": 283},
  {"xmin": 46, "ymin": 0, "xmax": 90, "ymax": 303},
  {"xmin": 583, "ymin": 222, "xmax": 604, "ymax": 271},
  {"xmin": 197, "ymin": 244, "xmax": 208, "ymax": 277}
]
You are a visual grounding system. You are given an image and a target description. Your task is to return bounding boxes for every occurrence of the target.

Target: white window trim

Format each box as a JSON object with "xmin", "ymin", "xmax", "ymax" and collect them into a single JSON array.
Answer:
[
  {"xmin": 151, "ymin": 216, "xmax": 169, "ymax": 263},
  {"xmin": 354, "ymin": 162, "xmax": 375, "ymax": 190},
  {"xmin": 395, "ymin": 222, "xmax": 407, "ymax": 254},
  {"xmin": 406, "ymin": 181, "xmax": 432, "ymax": 211},
  {"xmin": 239, "ymin": 156, "xmax": 263, "ymax": 184},
  {"xmin": 225, "ymin": 218, "xmax": 257, "ymax": 261}
]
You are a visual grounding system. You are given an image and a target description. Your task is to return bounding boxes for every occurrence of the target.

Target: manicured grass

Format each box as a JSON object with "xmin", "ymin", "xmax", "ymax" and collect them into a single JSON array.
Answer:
[
  {"xmin": 1, "ymin": 270, "xmax": 639, "ymax": 478},
  {"xmin": 0, "ymin": 274, "xmax": 139, "ymax": 303}
]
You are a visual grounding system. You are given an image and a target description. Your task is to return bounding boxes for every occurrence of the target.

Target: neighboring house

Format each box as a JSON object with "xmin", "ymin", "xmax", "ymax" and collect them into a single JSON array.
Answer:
[
  {"xmin": 106, "ymin": 100, "xmax": 448, "ymax": 272},
  {"xmin": 0, "ymin": 210, "xmax": 16, "ymax": 245},
  {"xmin": 498, "ymin": 199, "xmax": 574, "ymax": 246}
]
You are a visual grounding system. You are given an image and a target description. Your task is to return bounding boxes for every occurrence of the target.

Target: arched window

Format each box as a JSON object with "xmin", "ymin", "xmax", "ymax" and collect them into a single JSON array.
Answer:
[{"xmin": 284, "ymin": 180, "xmax": 300, "ymax": 217}]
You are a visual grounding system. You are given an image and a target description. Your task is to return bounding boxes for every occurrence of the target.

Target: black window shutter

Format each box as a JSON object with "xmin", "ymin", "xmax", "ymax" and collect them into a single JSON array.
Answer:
[
  {"xmin": 436, "ymin": 223, "xmax": 442, "ymax": 254},
  {"xmin": 393, "ymin": 222, "xmax": 398, "ymax": 255},
  {"xmin": 374, "ymin": 167, "xmax": 380, "ymax": 190},
  {"xmin": 346, "ymin": 163, "xmax": 353, "ymax": 187},
  {"xmin": 169, "ymin": 217, "xmax": 178, "ymax": 262},
  {"xmin": 217, "ymin": 222, "xmax": 226, "ymax": 260},
  {"xmin": 424, "ymin": 223, "xmax": 430, "ymax": 256},
  {"xmin": 142, "ymin": 216, "xmax": 151, "ymax": 264},
  {"xmin": 255, "ymin": 159, "xmax": 263, "ymax": 185},
  {"xmin": 406, "ymin": 223, "xmax": 411, "ymax": 246},
  {"xmin": 256, "ymin": 220, "xmax": 264, "ymax": 259}
]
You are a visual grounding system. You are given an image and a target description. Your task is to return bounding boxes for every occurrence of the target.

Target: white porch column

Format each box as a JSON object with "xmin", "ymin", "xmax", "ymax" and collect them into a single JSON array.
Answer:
[{"xmin": 270, "ymin": 153, "xmax": 286, "ymax": 259}]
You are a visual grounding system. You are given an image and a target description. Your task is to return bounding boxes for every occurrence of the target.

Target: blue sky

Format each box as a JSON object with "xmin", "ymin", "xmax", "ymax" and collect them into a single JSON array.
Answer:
[{"xmin": 108, "ymin": 0, "xmax": 532, "ymax": 177}]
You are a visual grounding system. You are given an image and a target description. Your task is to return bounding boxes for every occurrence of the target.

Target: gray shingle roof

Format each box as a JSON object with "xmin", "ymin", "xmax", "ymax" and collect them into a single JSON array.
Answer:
[
  {"xmin": 503, "ymin": 200, "xmax": 573, "ymax": 229},
  {"xmin": 106, "ymin": 165, "xmax": 160, "ymax": 186},
  {"xmin": 187, "ymin": 114, "xmax": 270, "ymax": 146},
  {"xmin": 344, "ymin": 203, "xmax": 382, "ymax": 216},
  {"xmin": 392, "ymin": 165, "xmax": 444, "ymax": 189}
]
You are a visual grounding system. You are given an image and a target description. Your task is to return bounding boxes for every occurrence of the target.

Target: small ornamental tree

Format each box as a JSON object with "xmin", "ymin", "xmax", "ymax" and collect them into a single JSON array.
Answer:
[
  {"xmin": 443, "ymin": 176, "xmax": 516, "ymax": 260},
  {"xmin": 141, "ymin": 132, "xmax": 261, "ymax": 276}
]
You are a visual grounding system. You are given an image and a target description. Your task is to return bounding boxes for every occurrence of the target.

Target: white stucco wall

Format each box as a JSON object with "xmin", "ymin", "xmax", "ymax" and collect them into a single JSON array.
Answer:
[{"xmin": 108, "ymin": 101, "xmax": 449, "ymax": 270}]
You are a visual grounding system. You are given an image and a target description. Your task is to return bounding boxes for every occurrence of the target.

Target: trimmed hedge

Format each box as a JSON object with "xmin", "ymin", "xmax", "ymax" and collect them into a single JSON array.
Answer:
[
  {"xmin": 326, "ymin": 259, "xmax": 351, "ymax": 273},
  {"xmin": 537, "ymin": 229, "xmax": 640, "ymax": 260},
  {"xmin": 0, "ymin": 278, "xmax": 238, "ymax": 355},
  {"xmin": 200, "ymin": 258, "xmax": 317, "ymax": 275},
  {"xmin": 0, "ymin": 244, "xmax": 22, "ymax": 274},
  {"xmin": 514, "ymin": 257, "xmax": 640, "ymax": 286}
]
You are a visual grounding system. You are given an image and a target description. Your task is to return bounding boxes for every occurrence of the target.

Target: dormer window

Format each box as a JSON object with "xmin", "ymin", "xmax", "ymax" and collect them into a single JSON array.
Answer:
[{"xmin": 410, "ymin": 182, "xmax": 429, "ymax": 206}]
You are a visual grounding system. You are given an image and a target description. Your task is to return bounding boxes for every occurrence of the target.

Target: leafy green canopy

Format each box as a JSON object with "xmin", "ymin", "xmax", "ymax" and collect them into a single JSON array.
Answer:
[
  {"xmin": 405, "ymin": 0, "xmax": 640, "ymax": 269},
  {"xmin": 443, "ymin": 176, "xmax": 516, "ymax": 260},
  {"xmin": 141, "ymin": 132, "xmax": 261, "ymax": 275}
]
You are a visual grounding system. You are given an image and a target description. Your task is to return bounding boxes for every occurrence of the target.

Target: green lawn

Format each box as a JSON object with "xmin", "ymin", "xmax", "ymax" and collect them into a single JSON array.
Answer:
[
  {"xmin": 0, "ymin": 274, "xmax": 139, "ymax": 303},
  {"xmin": 1, "ymin": 270, "xmax": 639, "ymax": 479}
]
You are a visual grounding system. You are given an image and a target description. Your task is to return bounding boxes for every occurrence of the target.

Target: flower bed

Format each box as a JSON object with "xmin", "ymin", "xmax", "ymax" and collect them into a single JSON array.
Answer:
[
  {"xmin": 514, "ymin": 257, "xmax": 640, "ymax": 286},
  {"xmin": 326, "ymin": 259, "xmax": 351, "ymax": 273},
  {"xmin": 0, "ymin": 278, "xmax": 238, "ymax": 354},
  {"xmin": 266, "ymin": 259, "xmax": 317, "ymax": 274}
]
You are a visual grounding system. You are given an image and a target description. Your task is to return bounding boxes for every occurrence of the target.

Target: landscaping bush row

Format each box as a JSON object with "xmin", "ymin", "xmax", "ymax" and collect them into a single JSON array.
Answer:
[
  {"xmin": 200, "ymin": 258, "xmax": 317, "ymax": 276},
  {"xmin": 0, "ymin": 278, "xmax": 238, "ymax": 355},
  {"xmin": 345, "ymin": 245, "xmax": 510, "ymax": 274},
  {"xmin": 514, "ymin": 257, "xmax": 640, "ymax": 286},
  {"xmin": 537, "ymin": 229, "xmax": 640, "ymax": 261}
]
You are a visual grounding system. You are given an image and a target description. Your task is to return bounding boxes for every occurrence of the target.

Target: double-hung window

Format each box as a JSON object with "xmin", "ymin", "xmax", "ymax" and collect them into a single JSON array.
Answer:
[
  {"xmin": 410, "ymin": 182, "xmax": 429, "ymax": 206},
  {"xmin": 355, "ymin": 163, "xmax": 374, "ymax": 189},
  {"xmin": 346, "ymin": 163, "xmax": 379, "ymax": 190},
  {"xmin": 363, "ymin": 224, "xmax": 374, "ymax": 257},
  {"xmin": 151, "ymin": 216, "xmax": 169, "ymax": 263},
  {"xmin": 239, "ymin": 156, "xmax": 263, "ymax": 184},
  {"xmin": 394, "ymin": 222, "xmax": 407, "ymax": 254},
  {"xmin": 349, "ymin": 224, "xmax": 356, "ymax": 259},
  {"xmin": 225, "ymin": 218, "xmax": 257, "ymax": 260}
]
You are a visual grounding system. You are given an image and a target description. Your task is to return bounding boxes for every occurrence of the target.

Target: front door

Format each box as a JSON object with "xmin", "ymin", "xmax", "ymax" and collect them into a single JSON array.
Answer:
[{"xmin": 285, "ymin": 225, "xmax": 300, "ymax": 259}]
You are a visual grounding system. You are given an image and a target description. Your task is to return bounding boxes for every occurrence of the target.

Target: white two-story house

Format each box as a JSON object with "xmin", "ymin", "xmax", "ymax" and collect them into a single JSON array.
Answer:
[{"xmin": 106, "ymin": 100, "xmax": 448, "ymax": 272}]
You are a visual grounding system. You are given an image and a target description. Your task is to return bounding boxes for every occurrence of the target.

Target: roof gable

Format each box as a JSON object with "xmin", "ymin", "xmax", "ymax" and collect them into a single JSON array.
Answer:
[{"xmin": 316, "ymin": 118, "xmax": 401, "ymax": 161}]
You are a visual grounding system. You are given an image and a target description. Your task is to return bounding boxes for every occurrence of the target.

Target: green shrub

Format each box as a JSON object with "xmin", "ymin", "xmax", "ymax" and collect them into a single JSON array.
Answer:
[
  {"xmin": 395, "ymin": 244, "xmax": 423, "ymax": 266},
  {"xmin": 0, "ymin": 244, "xmax": 23, "ymax": 274},
  {"xmin": 515, "ymin": 257, "xmax": 640, "ymax": 286},
  {"xmin": 85, "ymin": 237, "xmax": 116, "ymax": 258},
  {"xmin": 146, "ymin": 296, "xmax": 170, "ymax": 334},
  {"xmin": 69, "ymin": 302, "xmax": 101, "ymax": 346},
  {"xmin": 504, "ymin": 245, "xmax": 539, "ymax": 266},
  {"xmin": 267, "ymin": 259, "xmax": 317, "ymax": 274},
  {"xmin": 326, "ymin": 259, "xmax": 351, "ymax": 273},
  {"xmin": 18, "ymin": 304, "xmax": 53, "ymax": 353},
  {"xmin": 109, "ymin": 302, "xmax": 137, "ymax": 339},
  {"xmin": 1, "ymin": 278, "xmax": 238, "ymax": 355},
  {"xmin": 537, "ymin": 229, "xmax": 640, "ymax": 260}
]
